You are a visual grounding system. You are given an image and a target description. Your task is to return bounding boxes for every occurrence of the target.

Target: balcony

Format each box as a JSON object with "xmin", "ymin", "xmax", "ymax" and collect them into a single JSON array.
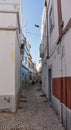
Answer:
[
  {"xmin": 20, "ymin": 43, "xmax": 24, "ymax": 54},
  {"xmin": 40, "ymin": 44, "xmax": 45, "ymax": 58}
]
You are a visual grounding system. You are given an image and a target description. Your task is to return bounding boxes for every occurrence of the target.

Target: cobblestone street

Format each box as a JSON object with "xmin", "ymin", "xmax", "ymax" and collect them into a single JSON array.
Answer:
[{"xmin": 0, "ymin": 84, "xmax": 65, "ymax": 130}]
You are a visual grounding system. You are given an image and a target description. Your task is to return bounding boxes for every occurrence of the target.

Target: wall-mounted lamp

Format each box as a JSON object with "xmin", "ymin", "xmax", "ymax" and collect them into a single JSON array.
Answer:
[
  {"xmin": 60, "ymin": 20, "xmax": 64, "ymax": 28},
  {"xmin": 34, "ymin": 24, "xmax": 40, "ymax": 28}
]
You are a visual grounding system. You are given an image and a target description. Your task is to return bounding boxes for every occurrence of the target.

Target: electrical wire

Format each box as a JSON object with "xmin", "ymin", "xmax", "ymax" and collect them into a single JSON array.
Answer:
[{"xmin": 24, "ymin": 31, "xmax": 40, "ymax": 36}]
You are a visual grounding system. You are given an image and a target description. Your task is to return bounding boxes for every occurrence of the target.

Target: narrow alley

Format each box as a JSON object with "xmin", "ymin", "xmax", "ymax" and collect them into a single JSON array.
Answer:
[{"xmin": 0, "ymin": 84, "xmax": 65, "ymax": 130}]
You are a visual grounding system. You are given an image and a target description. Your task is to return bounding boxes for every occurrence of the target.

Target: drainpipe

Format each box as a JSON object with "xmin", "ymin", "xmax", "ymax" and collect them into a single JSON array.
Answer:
[
  {"xmin": 61, "ymin": 41, "xmax": 63, "ymax": 124},
  {"xmin": 60, "ymin": 39, "xmax": 67, "ymax": 129},
  {"xmin": 57, "ymin": 0, "xmax": 64, "ymax": 126},
  {"xmin": 45, "ymin": 0, "xmax": 49, "ymax": 59},
  {"xmin": 63, "ymin": 40, "xmax": 67, "ymax": 130}
]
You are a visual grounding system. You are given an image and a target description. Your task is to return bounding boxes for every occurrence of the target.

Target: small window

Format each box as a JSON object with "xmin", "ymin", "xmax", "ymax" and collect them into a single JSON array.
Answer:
[
  {"xmin": 30, "ymin": 75, "xmax": 32, "ymax": 80},
  {"xmin": 29, "ymin": 62, "xmax": 30, "ymax": 67},
  {"xmin": 49, "ymin": 5, "xmax": 54, "ymax": 34},
  {"xmin": 25, "ymin": 57, "xmax": 27, "ymax": 64}
]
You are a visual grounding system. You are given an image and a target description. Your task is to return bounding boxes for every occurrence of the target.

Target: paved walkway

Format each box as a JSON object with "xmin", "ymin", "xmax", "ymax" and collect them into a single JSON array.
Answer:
[{"xmin": 0, "ymin": 84, "xmax": 65, "ymax": 130}]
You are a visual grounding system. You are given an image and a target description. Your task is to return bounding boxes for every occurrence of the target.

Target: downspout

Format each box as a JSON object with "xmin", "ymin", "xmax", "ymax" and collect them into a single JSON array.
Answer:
[
  {"xmin": 45, "ymin": 0, "xmax": 49, "ymax": 59},
  {"xmin": 57, "ymin": 0, "xmax": 64, "ymax": 124},
  {"xmin": 64, "ymin": 43, "xmax": 67, "ymax": 130},
  {"xmin": 44, "ymin": 0, "xmax": 49, "ymax": 96},
  {"xmin": 60, "ymin": 38, "xmax": 67, "ymax": 129},
  {"xmin": 61, "ymin": 41, "xmax": 63, "ymax": 124},
  {"xmin": 57, "ymin": 0, "xmax": 67, "ymax": 127},
  {"xmin": 57, "ymin": 0, "xmax": 63, "ymax": 39}
]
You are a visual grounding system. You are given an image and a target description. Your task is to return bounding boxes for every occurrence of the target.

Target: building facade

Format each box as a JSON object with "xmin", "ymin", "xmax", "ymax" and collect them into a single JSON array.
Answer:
[
  {"xmin": 28, "ymin": 54, "xmax": 36, "ymax": 84},
  {"xmin": 0, "ymin": 0, "xmax": 22, "ymax": 112},
  {"xmin": 34, "ymin": 60, "xmax": 42, "ymax": 83},
  {"xmin": 21, "ymin": 38, "xmax": 30, "ymax": 85},
  {"xmin": 40, "ymin": 0, "xmax": 71, "ymax": 130},
  {"xmin": 21, "ymin": 38, "xmax": 36, "ymax": 85}
]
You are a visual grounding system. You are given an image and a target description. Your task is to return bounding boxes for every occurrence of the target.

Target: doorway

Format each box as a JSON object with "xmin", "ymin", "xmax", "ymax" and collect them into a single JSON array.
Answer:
[{"xmin": 48, "ymin": 67, "xmax": 52, "ymax": 102}]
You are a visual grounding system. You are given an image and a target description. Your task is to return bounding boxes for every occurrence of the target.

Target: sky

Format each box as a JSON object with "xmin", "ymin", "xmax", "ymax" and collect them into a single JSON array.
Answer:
[{"xmin": 22, "ymin": 0, "xmax": 44, "ymax": 62}]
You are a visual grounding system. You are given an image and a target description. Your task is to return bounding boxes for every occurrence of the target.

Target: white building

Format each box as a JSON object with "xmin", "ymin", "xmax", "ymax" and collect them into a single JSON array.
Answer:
[
  {"xmin": 28, "ymin": 54, "xmax": 36, "ymax": 83},
  {"xmin": 34, "ymin": 60, "xmax": 42, "ymax": 82},
  {"xmin": 0, "ymin": 0, "xmax": 22, "ymax": 112},
  {"xmin": 40, "ymin": 0, "xmax": 71, "ymax": 130}
]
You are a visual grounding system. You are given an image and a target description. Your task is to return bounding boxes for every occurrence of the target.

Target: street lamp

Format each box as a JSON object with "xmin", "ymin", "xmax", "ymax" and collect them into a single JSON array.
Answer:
[{"xmin": 34, "ymin": 24, "xmax": 40, "ymax": 28}]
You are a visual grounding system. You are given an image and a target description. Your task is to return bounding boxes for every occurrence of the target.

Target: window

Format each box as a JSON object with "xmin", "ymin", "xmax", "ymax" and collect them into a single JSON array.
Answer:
[
  {"xmin": 29, "ymin": 62, "xmax": 30, "ymax": 67},
  {"xmin": 30, "ymin": 75, "xmax": 32, "ymax": 80},
  {"xmin": 25, "ymin": 57, "xmax": 27, "ymax": 64},
  {"xmin": 49, "ymin": 5, "xmax": 54, "ymax": 33}
]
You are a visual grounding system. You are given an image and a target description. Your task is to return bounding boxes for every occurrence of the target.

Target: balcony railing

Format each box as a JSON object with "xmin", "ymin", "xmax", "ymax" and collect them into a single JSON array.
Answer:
[{"xmin": 20, "ymin": 43, "xmax": 24, "ymax": 54}]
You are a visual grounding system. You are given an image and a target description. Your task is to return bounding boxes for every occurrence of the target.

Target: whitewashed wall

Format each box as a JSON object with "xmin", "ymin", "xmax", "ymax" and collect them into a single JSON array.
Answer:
[
  {"xmin": 0, "ymin": 31, "xmax": 15, "ymax": 95},
  {"xmin": 61, "ymin": 0, "xmax": 71, "ymax": 28},
  {"xmin": 0, "ymin": 13, "xmax": 17, "ymax": 28},
  {"xmin": 0, "ymin": 0, "xmax": 21, "ymax": 12},
  {"xmin": 63, "ymin": 28, "xmax": 71, "ymax": 77},
  {"xmin": 0, "ymin": 9, "xmax": 21, "ymax": 111},
  {"xmin": 41, "ymin": 1, "xmax": 71, "ymax": 130},
  {"xmin": 48, "ymin": 0, "xmax": 59, "ymax": 53},
  {"xmin": 15, "ymin": 31, "xmax": 21, "ymax": 95},
  {"xmin": 0, "ymin": 0, "xmax": 22, "ymax": 31}
]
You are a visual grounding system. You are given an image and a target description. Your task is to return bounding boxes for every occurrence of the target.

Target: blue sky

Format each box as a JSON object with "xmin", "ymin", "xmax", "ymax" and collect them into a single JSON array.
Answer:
[{"xmin": 22, "ymin": 0, "xmax": 44, "ymax": 61}]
